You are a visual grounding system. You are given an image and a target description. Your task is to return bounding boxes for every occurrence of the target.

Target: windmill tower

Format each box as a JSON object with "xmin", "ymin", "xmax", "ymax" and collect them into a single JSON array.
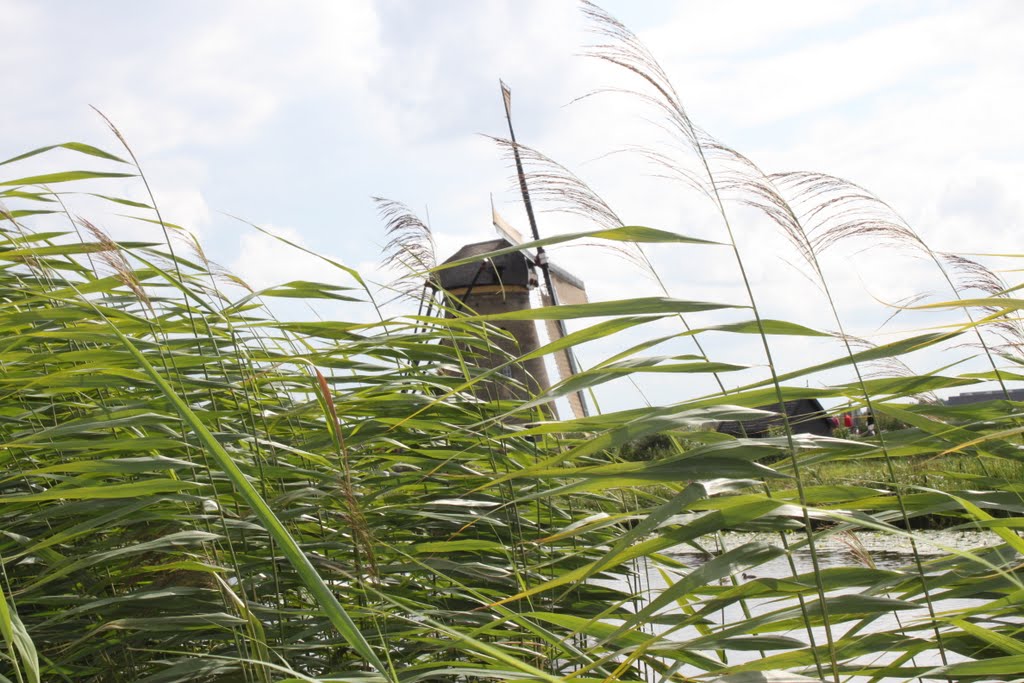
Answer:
[
  {"xmin": 428, "ymin": 79, "xmax": 590, "ymax": 418},
  {"xmin": 433, "ymin": 234, "xmax": 550, "ymax": 405},
  {"xmin": 432, "ymin": 205, "xmax": 590, "ymax": 419}
]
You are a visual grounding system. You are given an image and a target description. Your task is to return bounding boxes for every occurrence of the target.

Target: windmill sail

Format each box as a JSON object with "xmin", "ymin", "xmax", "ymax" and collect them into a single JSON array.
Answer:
[
  {"xmin": 496, "ymin": 80, "xmax": 588, "ymax": 418},
  {"xmin": 492, "ymin": 198, "xmax": 527, "ymax": 248},
  {"xmin": 549, "ymin": 264, "xmax": 587, "ymax": 306},
  {"xmin": 543, "ymin": 266, "xmax": 588, "ymax": 419}
]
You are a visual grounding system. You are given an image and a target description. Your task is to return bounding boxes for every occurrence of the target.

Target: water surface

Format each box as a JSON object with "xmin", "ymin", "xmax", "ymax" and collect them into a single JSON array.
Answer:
[{"xmin": 594, "ymin": 530, "xmax": 1001, "ymax": 681}]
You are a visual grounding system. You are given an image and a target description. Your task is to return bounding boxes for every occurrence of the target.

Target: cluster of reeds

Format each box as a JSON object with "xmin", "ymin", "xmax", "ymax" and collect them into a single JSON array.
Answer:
[{"xmin": 2, "ymin": 5, "xmax": 1023, "ymax": 683}]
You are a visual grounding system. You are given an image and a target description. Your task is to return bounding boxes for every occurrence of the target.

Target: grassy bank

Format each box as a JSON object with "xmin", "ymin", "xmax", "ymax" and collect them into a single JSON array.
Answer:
[
  {"xmin": 778, "ymin": 450, "xmax": 1024, "ymax": 491},
  {"xmin": 623, "ymin": 431, "xmax": 1024, "ymax": 504}
]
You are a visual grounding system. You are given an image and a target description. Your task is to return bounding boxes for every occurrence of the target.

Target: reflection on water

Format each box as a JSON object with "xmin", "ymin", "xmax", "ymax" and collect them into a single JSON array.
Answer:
[
  {"xmin": 678, "ymin": 529, "xmax": 999, "ymax": 565},
  {"xmin": 593, "ymin": 531, "xmax": 1000, "ymax": 682}
]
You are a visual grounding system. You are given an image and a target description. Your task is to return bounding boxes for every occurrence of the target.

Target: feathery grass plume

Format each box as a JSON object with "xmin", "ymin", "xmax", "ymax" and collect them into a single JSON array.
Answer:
[
  {"xmin": 775, "ymin": 170, "xmax": 1019, "ymax": 402},
  {"xmin": 943, "ymin": 252, "xmax": 1010, "ymax": 295},
  {"xmin": 769, "ymin": 171, "xmax": 923, "ymax": 255},
  {"xmin": 668, "ymin": 93, "xmax": 956, "ymax": 668},
  {"xmin": 181, "ymin": 223, "xmax": 211, "ymax": 268},
  {"xmin": 579, "ymin": 2, "xmax": 698, "ymax": 152},
  {"xmin": 90, "ymin": 107, "xmax": 198, "ymax": 301},
  {"xmin": 490, "ymin": 137, "xmax": 622, "ymax": 231},
  {"xmin": 579, "ymin": 4, "xmax": 844, "ymax": 678},
  {"xmin": 942, "ymin": 252, "xmax": 1024, "ymax": 355},
  {"xmin": 375, "ymin": 196, "xmax": 439, "ymax": 310},
  {"xmin": 835, "ymin": 530, "xmax": 876, "ymax": 570},
  {"xmin": 876, "ymin": 290, "xmax": 935, "ymax": 330},
  {"xmin": 76, "ymin": 216, "xmax": 152, "ymax": 311},
  {"xmin": 489, "ymin": 136, "xmax": 647, "ymax": 269},
  {"xmin": 839, "ymin": 331, "xmax": 941, "ymax": 402},
  {"xmin": 214, "ymin": 268, "xmax": 254, "ymax": 294},
  {"xmin": 708, "ymin": 144, "xmax": 822, "ymax": 269},
  {"xmin": 487, "ymin": 134, "xmax": 735, "ymax": 407},
  {"xmin": 197, "ymin": 261, "xmax": 241, "ymax": 303}
]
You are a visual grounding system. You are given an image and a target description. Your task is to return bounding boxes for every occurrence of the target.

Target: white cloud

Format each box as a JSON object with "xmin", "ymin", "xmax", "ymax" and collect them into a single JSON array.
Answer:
[
  {"xmin": 4, "ymin": 1, "xmax": 1021, "ymax": 411},
  {"xmin": 230, "ymin": 226, "xmax": 345, "ymax": 291},
  {"xmin": 79, "ymin": 1, "xmax": 381, "ymax": 155}
]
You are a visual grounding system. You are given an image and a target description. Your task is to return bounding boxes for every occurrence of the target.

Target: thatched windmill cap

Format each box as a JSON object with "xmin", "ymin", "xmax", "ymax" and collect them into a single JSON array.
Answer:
[{"xmin": 435, "ymin": 238, "xmax": 533, "ymax": 292}]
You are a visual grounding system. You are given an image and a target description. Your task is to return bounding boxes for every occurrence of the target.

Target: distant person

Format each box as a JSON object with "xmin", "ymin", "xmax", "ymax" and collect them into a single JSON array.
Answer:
[
  {"xmin": 843, "ymin": 413, "xmax": 853, "ymax": 430},
  {"xmin": 866, "ymin": 410, "xmax": 876, "ymax": 436}
]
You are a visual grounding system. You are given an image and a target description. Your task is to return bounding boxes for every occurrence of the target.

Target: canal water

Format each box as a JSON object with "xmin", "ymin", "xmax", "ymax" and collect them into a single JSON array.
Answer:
[{"xmin": 596, "ymin": 530, "xmax": 1001, "ymax": 682}]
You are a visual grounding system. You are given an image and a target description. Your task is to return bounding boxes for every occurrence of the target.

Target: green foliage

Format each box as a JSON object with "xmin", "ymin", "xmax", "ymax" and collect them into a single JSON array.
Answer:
[
  {"xmin": 875, "ymin": 410, "xmax": 910, "ymax": 432},
  {"xmin": 618, "ymin": 433, "xmax": 675, "ymax": 461},
  {"xmin": 831, "ymin": 426, "xmax": 852, "ymax": 439},
  {"xmin": 1, "ymin": 142, "xmax": 1021, "ymax": 683},
  {"xmin": 1, "ymin": 11, "xmax": 1023, "ymax": 683}
]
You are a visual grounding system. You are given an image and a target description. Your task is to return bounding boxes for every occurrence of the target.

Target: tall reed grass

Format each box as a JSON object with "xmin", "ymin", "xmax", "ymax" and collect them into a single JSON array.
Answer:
[{"xmin": 1, "ymin": 6, "xmax": 1023, "ymax": 683}]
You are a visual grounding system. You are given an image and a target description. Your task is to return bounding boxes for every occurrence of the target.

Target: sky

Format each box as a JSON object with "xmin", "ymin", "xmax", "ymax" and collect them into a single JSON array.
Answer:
[{"xmin": 2, "ymin": 0, "xmax": 1022, "ymax": 412}]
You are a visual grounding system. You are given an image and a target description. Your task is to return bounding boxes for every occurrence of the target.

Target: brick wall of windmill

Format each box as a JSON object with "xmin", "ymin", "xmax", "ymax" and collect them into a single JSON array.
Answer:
[{"xmin": 448, "ymin": 286, "xmax": 552, "ymax": 407}]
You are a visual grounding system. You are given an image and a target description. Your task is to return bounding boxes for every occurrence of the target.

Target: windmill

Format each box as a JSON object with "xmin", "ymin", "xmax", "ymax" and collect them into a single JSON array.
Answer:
[{"xmin": 431, "ymin": 81, "xmax": 590, "ymax": 419}]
